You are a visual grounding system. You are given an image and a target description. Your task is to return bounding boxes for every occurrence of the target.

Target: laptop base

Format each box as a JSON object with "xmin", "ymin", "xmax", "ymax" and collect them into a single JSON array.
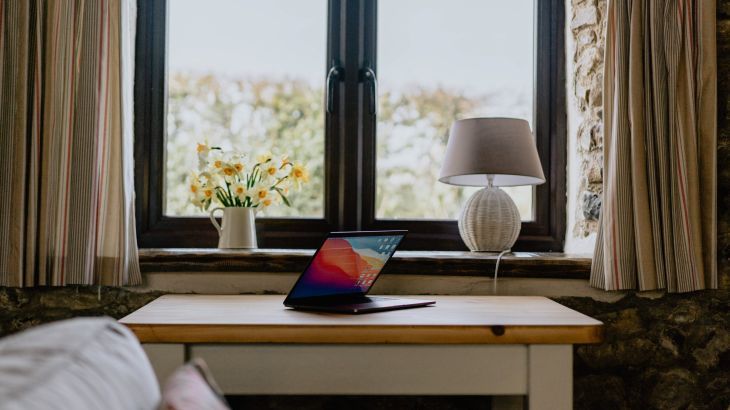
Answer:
[{"xmin": 286, "ymin": 296, "xmax": 436, "ymax": 314}]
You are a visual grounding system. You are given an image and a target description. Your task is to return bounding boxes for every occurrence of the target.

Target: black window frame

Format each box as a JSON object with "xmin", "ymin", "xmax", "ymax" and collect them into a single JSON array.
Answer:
[{"xmin": 134, "ymin": 0, "xmax": 566, "ymax": 251}]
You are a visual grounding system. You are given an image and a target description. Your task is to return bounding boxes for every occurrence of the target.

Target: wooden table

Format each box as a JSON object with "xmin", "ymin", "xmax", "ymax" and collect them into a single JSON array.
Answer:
[{"xmin": 120, "ymin": 295, "xmax": 602, "ymax": 410}]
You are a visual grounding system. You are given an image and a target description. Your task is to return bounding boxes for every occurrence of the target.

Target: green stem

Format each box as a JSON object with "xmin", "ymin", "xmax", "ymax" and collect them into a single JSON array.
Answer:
[
  {"xmin": 225, "ymin": 181, "xmax": 234, "ymax": 206},
  {"xmin": 272, "ymin": 175, "xmax": 288, "ymax": 188}
]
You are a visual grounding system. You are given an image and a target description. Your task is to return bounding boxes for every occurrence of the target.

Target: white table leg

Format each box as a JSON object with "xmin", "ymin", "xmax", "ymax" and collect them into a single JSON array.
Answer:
[
  {"xmin": 143, "ymin": 343, "xmax": 185, "ymax": 387},
  {"xmin": 528, "ymin": 345, "xmax": 572, "ymax": 410}
]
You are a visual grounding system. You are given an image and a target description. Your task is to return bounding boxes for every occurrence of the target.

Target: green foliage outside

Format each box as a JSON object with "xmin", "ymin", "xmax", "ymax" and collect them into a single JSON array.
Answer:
[
  {"xmin": 166, "ymin": 73, "xmax": 324, "ymax": 217},
  {"xmin": 165, "ymin": 72, "xmax": 532, "ymax": 220}
]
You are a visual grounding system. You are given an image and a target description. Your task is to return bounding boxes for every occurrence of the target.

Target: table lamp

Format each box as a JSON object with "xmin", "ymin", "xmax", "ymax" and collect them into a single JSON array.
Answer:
[{"xmin": 439, "ymin": 118, "xmax": 545, "ymax": 252}]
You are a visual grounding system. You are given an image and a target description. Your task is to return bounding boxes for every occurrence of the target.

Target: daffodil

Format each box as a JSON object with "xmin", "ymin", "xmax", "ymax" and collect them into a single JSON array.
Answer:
[
  {"xmin": 256, "ymin": 151, "xmax": 272, "ymax": 164},
  {"xmin": 189, "ymin": 172, "xmax": 201, "ymax": 189},
  {"xmin": 252, "ymin": 186, "xmax": 270, "ymax": 205},
  {"xmin": 197, "ymin": 142, "xmax": 210, "ymax": 156},
  {"xmin": 231, "ymin": 182, "xmax": 247, "ymax": 200},
  {"xmin": 221, "ymin": 164, "xmax": 237, "ymax": 179},
  {"xmin": 202, "ymin": 186, "xmax": 216, "ymax": 201},
  {"xmin": 199, "ymin": 171, "xmax": 213, "ymax": 183},
  {"xmin": 259, "ymin": 197, "xmax": 274, "ymax": 208},
  {"xmin": 190, "ymin": 197, "xmax": 204, "ymax": 209},
  {"xmin": 289, "ymin": 163, "xmax": 309, "ymax": 187},
  {"xmin": 188, "ymin": 145, "xmax": 306, "ymax": 210},
  {"xmin": 262, "ymin": 160, "xmax": 279, "ymax": 179}
]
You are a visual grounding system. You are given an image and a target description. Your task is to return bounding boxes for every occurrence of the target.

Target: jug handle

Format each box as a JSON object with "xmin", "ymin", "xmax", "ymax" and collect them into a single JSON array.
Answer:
[{"xmin": 209, "ymin": 207, "xmax": 224, "ymax": 237}]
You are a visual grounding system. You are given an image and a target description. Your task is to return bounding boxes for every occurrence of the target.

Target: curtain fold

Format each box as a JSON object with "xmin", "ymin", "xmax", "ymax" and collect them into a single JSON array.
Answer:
[
  {"xmin": 591, "ymin": 0, "xmax": 717, "ymax": 292},
  {"xmin": 0, "ymin": 0, "xmax": 140, "ymax": 287}
]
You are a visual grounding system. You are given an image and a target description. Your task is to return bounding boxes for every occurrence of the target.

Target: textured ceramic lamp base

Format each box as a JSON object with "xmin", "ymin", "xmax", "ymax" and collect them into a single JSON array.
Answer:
[{"xmin": 458, "ymin": 187, "xmax": 521, "ymax": 252}]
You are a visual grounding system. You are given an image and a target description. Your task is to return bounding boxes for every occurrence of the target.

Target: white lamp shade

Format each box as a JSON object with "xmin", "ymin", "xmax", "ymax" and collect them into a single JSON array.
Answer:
[{"xmin": 438, "ymin": 118, "xmax": 546, "ymax": 187}]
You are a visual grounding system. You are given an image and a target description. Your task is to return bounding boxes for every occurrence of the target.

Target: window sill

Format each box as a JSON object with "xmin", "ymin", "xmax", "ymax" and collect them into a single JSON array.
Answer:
[{"xmin": 139, "ymin": 249, "xmax": 591, "ymax": 279}]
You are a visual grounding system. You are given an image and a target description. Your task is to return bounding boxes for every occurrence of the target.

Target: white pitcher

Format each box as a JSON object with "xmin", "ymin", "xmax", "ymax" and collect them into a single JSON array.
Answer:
[{"xmin": 209, "ymin": 207, "xmax": 258, "ymax": 249}]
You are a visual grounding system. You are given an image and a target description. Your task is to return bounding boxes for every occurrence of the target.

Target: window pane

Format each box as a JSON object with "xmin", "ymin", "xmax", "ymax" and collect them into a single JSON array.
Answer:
[
  {"xmin": 376, "ymin": 0, "xmax": 535, "ymax": 221},
  {"xmin": 165, "ymin": 0, "xmax": 326, "ymax": 217}
]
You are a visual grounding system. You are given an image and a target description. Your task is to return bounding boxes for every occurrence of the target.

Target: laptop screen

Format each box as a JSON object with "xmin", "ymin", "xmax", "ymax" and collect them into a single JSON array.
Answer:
[{"xmin": 286, "ymin": 233, "xmax": 405, "ymax": 300}]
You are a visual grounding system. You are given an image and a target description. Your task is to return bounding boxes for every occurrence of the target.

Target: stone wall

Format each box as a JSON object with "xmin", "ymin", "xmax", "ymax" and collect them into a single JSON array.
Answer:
[
  {"xmin": 570, "ymin": 0, "xmax": 607, "ymax": 238},
  {"xmin": 1, "ymin": 286, "xmax": 728, "ymax": 410},
  {"xmin": 0, "ymin": 287, "xmax": 160, "ymax": 336},
  {"xmin": 560, "ymin": 291, "xmax": 730, "ymax": 409},
  {"xmin": 0, "ymin": 2, "xmax": 728, "ymax": 410}
]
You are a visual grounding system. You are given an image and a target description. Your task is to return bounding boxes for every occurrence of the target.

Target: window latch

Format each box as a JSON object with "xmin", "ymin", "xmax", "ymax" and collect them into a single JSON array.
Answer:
[
  {"xmin": 326, "ymin": 61, "xmax": 344, "ymax": 114},
  {"xmin": 359, "ymin": 64, "xmax": 378, "ymax": 116}
]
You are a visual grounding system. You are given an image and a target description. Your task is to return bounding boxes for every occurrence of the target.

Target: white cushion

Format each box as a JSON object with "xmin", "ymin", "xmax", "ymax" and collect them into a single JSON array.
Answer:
[{"xmin": 0, "ymin": 317, "xmax": 160, "ymax": 410}]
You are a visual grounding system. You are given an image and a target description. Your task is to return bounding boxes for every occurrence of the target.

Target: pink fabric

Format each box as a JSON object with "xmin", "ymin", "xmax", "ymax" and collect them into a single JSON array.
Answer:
[{"xmin": 160, "ymin": 360, "xmax": 229, "ymax": 410}]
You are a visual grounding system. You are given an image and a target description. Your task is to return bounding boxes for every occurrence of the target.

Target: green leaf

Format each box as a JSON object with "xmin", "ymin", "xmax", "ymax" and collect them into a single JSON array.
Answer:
[{"xmin": 275, "ymin": 187, "xmax": 291, "ymax": 207}]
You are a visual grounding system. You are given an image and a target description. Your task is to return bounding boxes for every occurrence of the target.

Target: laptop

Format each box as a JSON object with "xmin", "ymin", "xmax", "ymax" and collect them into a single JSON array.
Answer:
[{"xmin": 284, "ymin": 230, "xmax": 436, "ymax": 314}]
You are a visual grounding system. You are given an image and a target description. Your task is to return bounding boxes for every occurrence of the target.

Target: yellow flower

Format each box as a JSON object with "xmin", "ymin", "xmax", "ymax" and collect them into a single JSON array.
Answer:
[
  {"xmin": 256, "ymin": 188, "xmax": 269, "ymax": 200},
  {"xmin": 196, "ymin": 143, "xmax": 211, "ymax": 169},
  {"xmin": 290, "ymin": 163, "xmax": 309, "ymax": 185},
  {"xmin": 260, "ymin": 197, "xmax": 274, "ymax": 207},
  {"xmin": 202, "ymin": 186, "xmax": 216, "ymax": 200},
  {"xmin": 256, "ymin": 151, "xmax": 272, "ymax": 164},
  {"xmin": 213, "ymin": 160, "xmax": 223, "ymax": 169},
  {"xmin": 280, "ymin": 155, "xmax": 291, "ymax": 166},
  {"xmin": 252, "ymin": 186, "xmax": 270, "ymax": 205},
  {"xmin": 189, "ymin": 172, "xmax": 201, "ymax": 190},
  {"xmin": 263, "ymin": 162, "xmax": 279, "ymax": 178},
  {"xmin": 233, "ymin": 162, "xmax": 244, "ymax": 173},
  {"xmin": 232, "ymin": 183, "xmax": 247, "ymax": 199},
  {"xmin": 222, "ymin": 165, "xmax": 237, "ymax": 177},
  {"xmin": 190, "ymin": 196, "xmax": 204, "ymax": 209}
]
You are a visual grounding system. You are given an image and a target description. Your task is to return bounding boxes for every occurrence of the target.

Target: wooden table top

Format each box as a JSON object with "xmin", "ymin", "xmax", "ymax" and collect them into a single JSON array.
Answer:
[{"xmin": 120, "ymin": 295, "xmax": 603, "ymax": 344}]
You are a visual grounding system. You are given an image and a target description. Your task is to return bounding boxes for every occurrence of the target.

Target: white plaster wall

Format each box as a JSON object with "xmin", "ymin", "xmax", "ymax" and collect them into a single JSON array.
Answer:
[{"xmin": 135, "ymin": 270, "xmax": 628, "ymax": 302}]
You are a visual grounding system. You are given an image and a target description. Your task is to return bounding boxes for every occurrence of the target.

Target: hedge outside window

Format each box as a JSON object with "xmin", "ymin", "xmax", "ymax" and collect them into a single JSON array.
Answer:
[{"xmin": 134, "ymin": 0, "xmax": 566, "ymax": 250}]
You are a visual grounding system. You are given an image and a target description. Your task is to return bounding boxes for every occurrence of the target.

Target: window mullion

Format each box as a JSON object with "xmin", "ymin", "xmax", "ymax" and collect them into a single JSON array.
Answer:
[{"xmin": 335, "ymin": 0, "xmax": 371, "ymax": 231}]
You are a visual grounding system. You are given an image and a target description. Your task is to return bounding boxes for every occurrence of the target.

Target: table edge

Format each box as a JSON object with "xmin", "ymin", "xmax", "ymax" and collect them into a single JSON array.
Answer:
[{"xmin": 123, "ymin": 323, "xmax": 604, "ymax": 345}]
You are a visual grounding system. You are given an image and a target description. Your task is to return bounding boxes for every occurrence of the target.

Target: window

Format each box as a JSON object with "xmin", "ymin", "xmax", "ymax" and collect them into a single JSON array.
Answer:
[
  {"xmin": 376, "ymin": 0, "xmax": 535, "ymax": 221},
  {"xmin": 135, "ymin": 0, "xmax": 565, "ymax": 250},
  {"xmin": 165, "ymin": 0, "xmax": 326, "ymax": 218}
]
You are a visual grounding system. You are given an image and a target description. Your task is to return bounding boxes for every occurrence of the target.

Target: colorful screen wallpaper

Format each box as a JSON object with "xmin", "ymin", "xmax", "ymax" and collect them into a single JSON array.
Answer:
[{"xmin": 287, "ymin": 235, "xmax": 404, "ymax": 299}]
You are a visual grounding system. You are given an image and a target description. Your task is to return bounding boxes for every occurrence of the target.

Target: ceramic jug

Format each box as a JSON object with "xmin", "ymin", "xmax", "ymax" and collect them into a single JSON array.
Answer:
[{"xmin": 209, "ymin": 207, "xmax": 257, "ymax": 249}]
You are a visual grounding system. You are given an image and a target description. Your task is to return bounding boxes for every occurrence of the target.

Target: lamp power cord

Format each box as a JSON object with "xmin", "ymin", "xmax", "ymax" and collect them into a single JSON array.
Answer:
[{"xmin": 493, "ymin": 250, "xmax": 510, "ymax": 294}]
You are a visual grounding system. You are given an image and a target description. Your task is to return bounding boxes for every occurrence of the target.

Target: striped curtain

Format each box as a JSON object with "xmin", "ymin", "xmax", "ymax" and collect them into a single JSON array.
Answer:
[
  {"xmin": 0, "ymin": 0, "xmax": 141, "ymax": 287},
  {"xmin": 591, "ymin": 0, "xmax": 717, "ymax": 292}
]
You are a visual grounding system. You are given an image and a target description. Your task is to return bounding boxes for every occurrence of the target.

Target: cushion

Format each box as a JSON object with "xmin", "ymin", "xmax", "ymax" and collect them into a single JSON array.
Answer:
[
  {"xmin": 0, "ymin": 317, "xmax": 160, "ymax": 410},
  {"xmin": 159, "ymin": 358, "xmax": 230, "ymax": 410}
]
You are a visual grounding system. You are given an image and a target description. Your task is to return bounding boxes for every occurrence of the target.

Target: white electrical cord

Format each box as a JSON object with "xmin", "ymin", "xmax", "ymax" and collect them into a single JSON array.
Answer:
[{"xmin": 493, "ymin": 250, "xmax": 511, "ymax": 294}]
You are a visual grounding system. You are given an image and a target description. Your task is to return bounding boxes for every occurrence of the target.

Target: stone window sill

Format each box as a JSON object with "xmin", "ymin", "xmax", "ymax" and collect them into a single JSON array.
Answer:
[{"xmin": 139, "ymin": 249, "xmax": 592, "ymax": 279}]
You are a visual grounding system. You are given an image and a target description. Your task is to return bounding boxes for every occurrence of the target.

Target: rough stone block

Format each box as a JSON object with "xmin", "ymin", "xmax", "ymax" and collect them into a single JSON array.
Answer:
[
  {"xmin": 692, "ymin": 328, "xmax": 730, "ymax": 370},
  {"xmin": 576, "ymin": 29, "xmax": 597, "ymax": 48},
  {"xmin": 590, "ymin": 122, "xmax": 603, "ymax": 149},
  {"xmin": 571, "ymin": 5, "xmax": 598, "ymax": 30},
  {"xmin": 581, "ymin": 192, "xmax": 602, "ymax": 220},
  {"xmin": 577, "ymin": 46, "xmax": 599, "ymax": 77},
  {"xmin": 648, "ymin": 369, "xmax": 697, "ymax": 410},
  {"xmin": 577, "ymin": 124, "xmax": 592, "ymax": 152},
  {"xmin": 587, "ymin": 159, "xmax": 602, "ymax": 184}
]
